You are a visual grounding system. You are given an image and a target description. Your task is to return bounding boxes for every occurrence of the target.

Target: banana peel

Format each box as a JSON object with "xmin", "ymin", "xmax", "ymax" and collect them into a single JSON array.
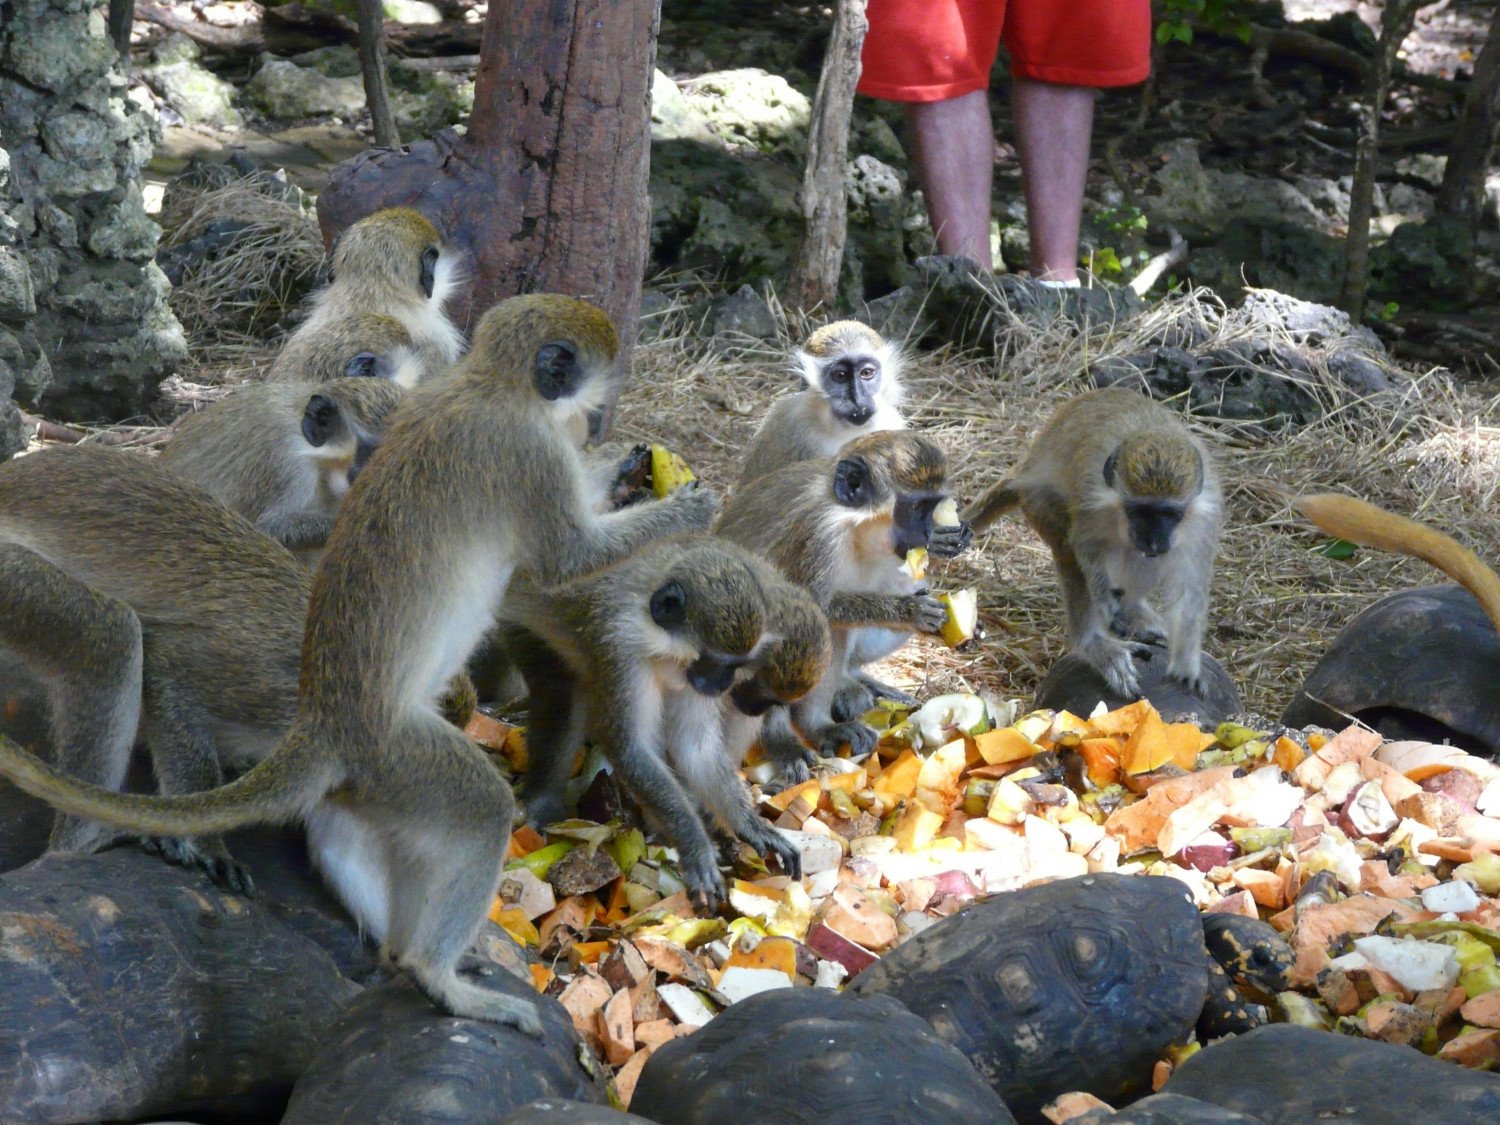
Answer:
[{"xmin": 649, "ymin": 444, "xmax": 696, "ymax": 497}]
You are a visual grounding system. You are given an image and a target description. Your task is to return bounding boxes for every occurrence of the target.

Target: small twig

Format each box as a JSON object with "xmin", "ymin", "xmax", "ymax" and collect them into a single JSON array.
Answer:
[
  {"xmin": 355, "ymin": 0, "xmax": 402, "ymax": 149},
  {"xmin": 21, "ymin": 412, "xmax": 86, "ymax": 444}
]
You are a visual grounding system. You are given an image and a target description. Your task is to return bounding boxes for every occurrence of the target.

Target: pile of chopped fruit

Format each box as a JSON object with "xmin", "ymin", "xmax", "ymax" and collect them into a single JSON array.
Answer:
[{"xmin": 466, "ymin": 695, "xmax": 1500, "ymax": 1106}]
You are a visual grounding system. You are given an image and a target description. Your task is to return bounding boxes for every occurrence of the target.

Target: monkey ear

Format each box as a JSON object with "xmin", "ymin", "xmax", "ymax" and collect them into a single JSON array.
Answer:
[
  {"xmin": 833, "ymin": 457, "xmax": 870, "ymax": 506},
  {"xmin": 301, "ymin": 394, "xmax": 343, "ymax": 447},
  {"xmin": 420, "ymin": 246, "xmax": 440, "ymax": 299},
  {"xmin": 1102, "ymin": 449, "xmax": 1118, "ymax": 488},
  {"xmin": 534, "ymin": 340, "xmax": 583, "ymax": 401},
  {"xmin": 344, "ymin": 351, "xmax": 382, "ymax": 378},
  {"xmin": 649, "ymin": 581, "xmax": 687, "ymax": 629}
]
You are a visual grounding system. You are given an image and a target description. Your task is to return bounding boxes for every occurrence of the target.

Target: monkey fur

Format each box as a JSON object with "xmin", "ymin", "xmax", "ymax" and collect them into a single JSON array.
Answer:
[
  {"xmin": 737, "ymin": 319, "xmax": 907, "ymax": 488},
  {"xmin": 266, "ymin": 208, "xmax": 465, "ymax": 386},
  {"xmin": 159, "ymin": 376, "xmax": 404, "ymax": 562},
  {"xmin": 505, "ymin": 536, "xmax": 821, "ymax": 907},
  {"xmin": 717, "ymin": 430, "xmax": 963, "ymax": 781},
  {"xmin": 963, "ymin": 386, "xmax": 1223, "ymax": 699},
  {"xmin": 0, "ymin": 294, "xmax": 718, "ymax": 1032}
]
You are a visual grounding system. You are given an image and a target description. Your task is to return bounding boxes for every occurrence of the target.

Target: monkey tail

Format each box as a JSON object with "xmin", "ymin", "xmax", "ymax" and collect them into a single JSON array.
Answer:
[
  {"xmin": 962, "ymin": 478, "xmax": 1022, "ymax": 532},
  {"xmin": 0, "ymin": 731, "xmax": 338, "ymax": 838},
  {"xmin": 1296, "ymin": 492, "xmax": 1500, "ymax": 635}
]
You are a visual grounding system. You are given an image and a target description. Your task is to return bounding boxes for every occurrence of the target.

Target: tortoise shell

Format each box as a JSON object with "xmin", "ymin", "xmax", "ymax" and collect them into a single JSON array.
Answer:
[
  {"xmin": 1033, "ymin": 643, "xmax": 1242, "ymax": 726},
  {"xmin": 1281, "ymin": 585, "xmax": 1500, "ymax": 757}
]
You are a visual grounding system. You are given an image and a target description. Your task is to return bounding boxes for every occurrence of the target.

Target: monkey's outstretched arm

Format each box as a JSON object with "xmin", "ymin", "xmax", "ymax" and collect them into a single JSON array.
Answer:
[
  {"xmin": 826, "ymin": 592, "xmax": 945, "ymax": 633},
  {"xmin": 1296, "ymin": 492, "xmax": 1500, "ymax": 634},
  {"xmin": 1056, "ymin": 544, "xmax": 1143, "ymax": 698},
  {"xmin": 1160, "ymin": 505, "xmax": 1219, "ymax": 690},
  {"xmin": 756, "ymin": 704, "xmax": 816, "ymax": 785},
  {"xmin": 593, "ymin": 670, "xmax": 727, "ymax": 909}
]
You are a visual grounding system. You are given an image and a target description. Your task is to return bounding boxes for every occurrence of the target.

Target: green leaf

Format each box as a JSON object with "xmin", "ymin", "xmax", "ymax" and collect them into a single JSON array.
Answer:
[
  {"xmin": 1174, "ymin": 24, "xmax": 1195, "ymax": 43},
  {"xmin": 1315, "ymin": 538, "xmax": 1358, "ymax": 560},
  {"xmin": 1156, "ymin": 22, "xmax": 1179, "ymax": 45},
  {"xmin": 1234, "ymin": 20, "xmax": 1253, "ymax": 44},
  {"xmin": 543, "ymin": 818, "xmax": 618, "ymax": 857}
]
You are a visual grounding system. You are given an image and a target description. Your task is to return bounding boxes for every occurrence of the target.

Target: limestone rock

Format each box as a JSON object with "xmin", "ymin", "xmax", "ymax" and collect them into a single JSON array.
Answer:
[
  {"xmin": 246, "ymin": 56, "xmax": 366, "ymax": 120},
  {"xmin": 140, "ymin": 34, "xmax": 243, "ymax": 128}
]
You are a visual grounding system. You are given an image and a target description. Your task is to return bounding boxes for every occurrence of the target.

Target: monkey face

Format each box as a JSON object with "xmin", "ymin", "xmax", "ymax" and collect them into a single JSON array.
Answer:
[
  {"xmin": 892, "ymin": 492, "xmax": 943, "ymax": 557},
  {"xmin": 1124, "ymin": 500, "xmax": 1184, "ymax": 557},
  {"xmin": 822, "ymin": 354, "xmax": 881, "ymax": 426}
]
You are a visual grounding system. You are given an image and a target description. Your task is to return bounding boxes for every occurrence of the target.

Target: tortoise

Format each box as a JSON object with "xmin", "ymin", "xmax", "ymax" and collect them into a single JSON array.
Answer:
[
  {"xmin": 1034, "ymin": 642, "xmax": 1243, "ymax": 727},
  {"xmin": 631, "ymin": 987, "xmax": 1015, "ymax": 1125},
  {"xmin": 847, "ymin": 873, "xmax": 1293, "ymax": 1123},
  {"xmin": 282, "ymin": 969, "xmax": 608, "ymax": 1125},
  {"xmin": 499, "ymin": 1099, "xmax": 655, "ymax": 1124},
  {"xmin": 1167, "ymin": 1024, "xmax": 1500, "ymax": 1124},
  {"xmin": 1281, "ymin": 584, "xmax": 1500, "ymax": 758}
]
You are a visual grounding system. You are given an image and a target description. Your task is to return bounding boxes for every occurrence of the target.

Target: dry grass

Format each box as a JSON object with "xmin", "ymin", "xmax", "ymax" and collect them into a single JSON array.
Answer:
[
  {"xmin": 615, "ymin": 281, "xmax": 1500, "ymax": 720},
  {"xmin": 158, "ymin": 172, "xmax": 321, "ymax": 382}
]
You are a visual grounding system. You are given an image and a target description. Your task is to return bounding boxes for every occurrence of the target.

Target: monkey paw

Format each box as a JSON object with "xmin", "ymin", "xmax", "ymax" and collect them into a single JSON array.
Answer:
[
  {"xmin": 910, "ymin": 594, "xmax": 948, "ymax": 634},
  {"xmin": 679, "ymin": 848, "xmax": 728, "ymax": 914},
  {"xmin": 1109, "ymin": 608, "xmax": 1168, "ymax": 647},
  {"xmin": 830, "ymin": 680, "xmax": 878, "ymax": 724},
  {"xmin": 928, "ymin": 521, "xmax": 974, "ymax": 558},
  {"xmin": 817, "ymin": 720, "xmax": 877, "ymax": 759},
  {"xmin": 136, "ymin": 835, "xmax": 256, "ymax": 895},
  {"xmin": 1167, "ymin": 667, "xmax": 1210, "ymax": 697},
  {"xmin": 742, "ymin": 822, "xmax": 803, "ymax": 880},
  {"xmin": 668, "ymin": 481, "xmax": 721, "ymax": 527}
]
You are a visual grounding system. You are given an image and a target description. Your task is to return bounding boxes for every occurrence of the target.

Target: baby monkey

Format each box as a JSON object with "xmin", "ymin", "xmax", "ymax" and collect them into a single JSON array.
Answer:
[
  {"xmin": 506, "ymin": 535, "xmax": 787, "ymax": 907},
  {"xmin": 964, "ymin": 387, "xmax": 1222, "ymax": 698},
  {"xmin": 737, "ymin": 320, "xmax": 906, "ymax": 487}
]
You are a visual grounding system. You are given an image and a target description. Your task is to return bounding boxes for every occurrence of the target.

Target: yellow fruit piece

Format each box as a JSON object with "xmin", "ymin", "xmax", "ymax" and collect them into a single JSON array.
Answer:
[
  {"xmin": 973, "ymin": 727, "xmax": 1038, "ymax": 766},
  {"xmin": 873, "ymin": 748, "xmax": 922, "ymax": 798},
  {"xmin": 901, "ymin": 547, "xmax": 928, "ymax": 583},
  {"xmin": 893, "ymin": 802, "xmax": 945, "ymax": 851},
  {"xmin": 933, "ymin": 498, "xmax": 960, "ymax": 528},
  {"xmin": 490, "ymin": 903, "xmax": 540, "ymax": 947},
  {"xmin": 1121, "ymin": 708, "xmax": 1173, "ymax": 774},
  {"xmin": 650, "ymin": 444, "xmax": 696, "ymax": 497},
  {"xmin": 1086, "ymin": 699, "xmax": 1156, "ymax": 737},
  {"xmin": 937, "ymin": 589, "xmax": 978, "ymax": 647}
]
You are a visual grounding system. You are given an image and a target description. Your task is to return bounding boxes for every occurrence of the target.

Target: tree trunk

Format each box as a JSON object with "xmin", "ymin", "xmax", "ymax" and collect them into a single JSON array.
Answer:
[
  {"xmin": 1436, "ymin": 10, "xmax": 1500, "ymax": 237},
  {"xmin": 1339, "ymin": 0, "xmax": 1427, "ymax": 319},
  {"xmin": 788, "ymin": 0, "xmax": 868, "ymax": 312},
  {"xmin": 108, "ymin": 0, "xmax": 133, "ymax": 53},
  {"xmin": 316, "ymin": 0, "xmax": 660, "ymax": 406},
  {"xmin": 355, "ymin": 0, "xmax": 401, "ymax": 150}
]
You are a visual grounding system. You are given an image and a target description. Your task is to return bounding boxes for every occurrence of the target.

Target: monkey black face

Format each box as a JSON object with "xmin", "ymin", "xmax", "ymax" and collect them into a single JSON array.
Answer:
[
  {"xmin": 345, "ymin": 351, "xmax": 383, "ymax": 379},
  {"xmin": 823, "ymin": 354, "xmax": 880, "ymax": 426},
  {"xmin": 892, "ymin": 492, "xmax": 942, "ymax": 557},
  {"xmin": 1124, "ymin": 500, "xmax": 1185, "ymax": 557},
  {"xmin": 730, "ymin": 677, "xmax": 781, "ymax": 717},
  {"xmin": 533, "ymin": 340, "xmax": 587, "ymax": 401},
  {"xmin": 301, "ymin": 394, "xmax": 347, "ymax": 448},
  {"xmin": 420, "ymin": 245, "xmax": 440, "ymax": 299}
]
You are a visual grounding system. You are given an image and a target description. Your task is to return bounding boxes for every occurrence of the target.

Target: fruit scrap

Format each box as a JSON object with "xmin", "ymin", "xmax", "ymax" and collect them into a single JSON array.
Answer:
[
  {"xmin": 900, "ymin": 547, "xmax": 928, "ymax": 583},
  {"xmin": 648, "ymin": 444, "xmax": 696, "ymax": 497},
  {"xmin": 936, "ymin": 589, "xmax": 980, "ymax": 648}
]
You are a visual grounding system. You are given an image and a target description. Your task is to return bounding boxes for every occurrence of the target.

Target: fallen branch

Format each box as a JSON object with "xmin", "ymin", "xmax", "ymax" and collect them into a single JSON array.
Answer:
[{"xmin": 1127, "ymin": 227, "xmax": 1189, "ymax": 296}]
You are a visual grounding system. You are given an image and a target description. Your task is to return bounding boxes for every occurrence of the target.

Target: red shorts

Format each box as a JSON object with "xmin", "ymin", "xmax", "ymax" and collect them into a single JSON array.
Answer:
[{"xmin": 858, "ymin": 0, "xmax": 1152, "ymax": 102}]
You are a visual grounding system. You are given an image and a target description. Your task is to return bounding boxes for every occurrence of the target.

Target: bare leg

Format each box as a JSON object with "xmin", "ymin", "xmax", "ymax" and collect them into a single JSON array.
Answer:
[
  {"xmin": 904, "ymin": 89, "xmax": 995, "ymax": 269},
  {"xmin": 1012, "ymin": 78, "xmax": 1096, "ymax": 282}
]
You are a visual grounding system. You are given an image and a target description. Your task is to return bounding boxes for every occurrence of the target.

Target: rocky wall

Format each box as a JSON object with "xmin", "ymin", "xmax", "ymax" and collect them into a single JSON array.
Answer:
[{"xmin": 0, "ymin": 0, "xmax": 187, "ymax": 423}]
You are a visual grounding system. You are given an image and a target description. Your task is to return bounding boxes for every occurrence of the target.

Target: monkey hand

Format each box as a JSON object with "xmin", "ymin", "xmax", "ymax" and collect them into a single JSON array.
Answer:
[
  {"xmin": 1109, "ymin": 605, "xmax": 1168, "ymax": 647},
  {"xmin": 816, "ymin": 720, "xmax": 877, "ymax": 759},
  {"xmin": 677, "ymin": 842, "xmax": 728, "ymax": 914},
  {"xmin": 830, "ymin": 678, "xmax": 878, "ymax": 724},
  {"xmin": 1078, "ymin": 636, "xmax": 1144, "ymax": 701},
  {"xmin": 928, "ymin": 520, "xmax": 974, "ymax": 559},
  {"xmin": 1166, "ymin": 657, "xmax": 1209, "ymax": 698},
  {"xmin": 908, "ymin": 594, "xmax": 949, "ymax": 634},
  {"xmin": 740, "ymin": 821, "xmax": 803, "ymax": 880},
  {"xmin": 664, "ymin": 480, "xmax": 721, "ymax": 528},
  {"xmin": 137, "ymin": 835, "xmax": 256, "ymax": 896}
]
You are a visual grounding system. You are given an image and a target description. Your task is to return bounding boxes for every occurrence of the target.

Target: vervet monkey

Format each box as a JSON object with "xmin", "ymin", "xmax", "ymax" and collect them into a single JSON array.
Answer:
[
  {"xmin": 1296, "ymin": 492, "xmax": 1500, "ymax": 631},
  {"xmin": 738, "ymin": 320, "xmax": 907, "ymax": 487},
  {"xmin": 279, "ymin": 311, "xmax": 430, "ymax": 387},
  {"xmin": 0, "ymin": 443, "xmax": 475, "ymax": 891},
  {"xmin": 0, "ymin": 294, "xmax": 718, "ymax": 1032},
  {"xmin": 267, "ymin": 208, "xmax": 465, "ymax": 386},
  {"xmin": 507, "ymin": 536, "xmax": 803, "ymax": 906},
  {"xmin": 0, "ymin": 444, "xmax": 308, "ymax": 890},
  {"xmin": 717, "ymin": 431, "xmax": 963, "ymax": 778},
  {"xmin": 159, "ymin": 376, "xmax": 405, "ymax": 561},
  {"xmin": 963, "ymin": 387, "xmax": 1222, "ymax": 699}
]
